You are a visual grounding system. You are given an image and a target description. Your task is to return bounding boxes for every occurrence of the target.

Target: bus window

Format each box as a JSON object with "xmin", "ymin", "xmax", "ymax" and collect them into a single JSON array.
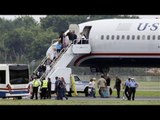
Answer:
[
  {"xmin": 0, "ymin": 70, "xmax": 5, "ymax": 84},
  {"xmin": 9, "ymin": 65, "xmax": 29, "ymax": 84}
]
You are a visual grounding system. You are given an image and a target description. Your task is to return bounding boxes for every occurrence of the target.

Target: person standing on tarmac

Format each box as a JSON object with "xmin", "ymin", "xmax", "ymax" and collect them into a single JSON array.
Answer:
[
  {"xmin": 31, "ymin": 76, "xmax": 41, "ymax": 100},
  {"xmin": 97, "ymin": 74, "xmax": 107, "ymax": 98},
  {"xmin": 40, "ymin": 77, "xmax": 48, "ymax": 99},
  {"xmin": 88, "ymin": 78, "xmax": 96, "ymax": 98},
  {"xmin": 124, "ymin": 77, "xmax": 131, "ymax": 100},
  {"xmin": 114, "ymin": 76, "xmax": 122, "ymax": 98},
  {"xmin": 55, "ymin": 76, "xmax": 59, "ymax": 99},
  {"xmin": 105, "ymin": 74, "xmax": 112, "ymax": 96},
  {"xmin": 129, "ymin": 78, "xmax": 138, "ymax": 100},
  {"xmin": 57, "ymin": 77, "xmax": 63, "ymax": 100},
  {"xmin": 47, "ymin": 78, "xmax": 52, "ymax": 99},
  {"xmin": 61, "ymin": 77, "xmax": 68, "ymax": 100}
]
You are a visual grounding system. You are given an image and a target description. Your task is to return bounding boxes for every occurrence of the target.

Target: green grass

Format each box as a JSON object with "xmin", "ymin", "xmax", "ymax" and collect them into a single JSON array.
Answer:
[
  {"xmin": 110, "ymin": 90, "xmax": 160, "ymax": 97},
  {"xmin": 0, "ymin": 99, "xmax": 160, "ymax": 105}
]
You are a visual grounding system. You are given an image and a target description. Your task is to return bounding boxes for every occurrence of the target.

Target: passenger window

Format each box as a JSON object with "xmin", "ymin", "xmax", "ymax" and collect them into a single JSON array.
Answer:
[
  {"xmin": 101, "ymin": 35, "xmax": 104, "ymax": 40},
  {"xmin": 0, "ymin": 70, "xmax": 5, "ymax": 84},
  {"xmin": 147, "ymin": 35, "xmax": 150, "ymax": 40},
  {"xmin": 152, "ymin": 35, "xmax": 155, "ymax": 40},
  {"xmin": 132, "ymin": 35, "xmax": 135, "ymax": 40},
  {"xmin": 142, "ymin": 35, "xmax": 145, "ymax": 40},
  {"xmin": 137, "ymin": 35, "xmax": 140, "ymax": 40},
  {"xmin": 127, "ymin": 35, "xmax": 130, "ymax": 40},
  {"xmin": 111, "ymin": 35, "xmax": 114, "ymax": 40},
  {"xmin": 158, "ymin": 35, "xmax": 160, "ymax": 40},
  {"xmin": 116, "ymin": 35, "xmax": 120, "ymax": 40},
  {"xmin": 122, "ymin": 35, "xmax": 125, "ymax": 40},
  {"xmin": 106, "ymin": 35, "xmax": 109, "ymax": 40}
]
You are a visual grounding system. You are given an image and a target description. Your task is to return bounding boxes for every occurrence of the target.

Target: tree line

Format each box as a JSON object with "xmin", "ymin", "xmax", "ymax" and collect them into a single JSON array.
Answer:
[{"xmin": 0, "ymin": 15, "xmax": 139, "ymax": 71}]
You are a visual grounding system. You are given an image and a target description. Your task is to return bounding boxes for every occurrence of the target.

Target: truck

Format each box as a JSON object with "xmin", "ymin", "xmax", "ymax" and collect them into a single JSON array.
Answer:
[
  {"xmin": 48, "ymin": 67, "xmax": 89, "ymax": 96},
  {"xmin": 0, "ymin": 64, "xmax": 30, "ymax": 99}
]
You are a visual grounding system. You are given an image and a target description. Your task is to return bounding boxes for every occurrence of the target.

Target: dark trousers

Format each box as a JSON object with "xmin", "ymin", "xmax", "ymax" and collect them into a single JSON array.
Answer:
[
  {"xmin": 31, "ymin": 87, "xmax": 38, "ymax": 99},
  {"xmin": 129, "ymin": 87, "xmax": 136, "ymax": 100},
  {"xmin": 125, "ymin": 86, "xmax": 130, "ymax": 100},
  {"xmin": 41, "ymin": 88, "xmax": 47, "ymax": 99},
  {"xmin": 47, "ymin": 90, "xmax": 51, "ymax": 99},
  {"xmin": 116, "ymin": 87, "xmax": 121, "ymax": 98},
  {"xmin": 89, "ymin": 88, "xmax": 96, "ymax": 98},
  {"xmin": 57, "ymin": 88, "xmax": 63, "ymax": 100},
  {"xmin": 62, "ymin": 87, "xmax": 68, "ymax": 99}
]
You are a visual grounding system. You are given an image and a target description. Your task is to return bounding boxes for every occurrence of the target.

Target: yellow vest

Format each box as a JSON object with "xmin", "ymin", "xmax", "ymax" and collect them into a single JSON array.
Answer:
[
  {"xmin": 42, "ymin": 80, "xmax": 48, "ymax": 88},
  {"xmin": 33, "ymin": 79, "xmax": 40, "ymax": 87}
]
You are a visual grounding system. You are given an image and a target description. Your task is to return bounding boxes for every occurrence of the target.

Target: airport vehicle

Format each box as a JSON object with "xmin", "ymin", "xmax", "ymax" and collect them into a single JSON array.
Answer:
[
  {"xmin": 0, "ymin": 64, "xmax": 30, "ymax": 99},
  {"xmin": 47, "ymin": 67, "xmax": 89, "ymax": 96}
]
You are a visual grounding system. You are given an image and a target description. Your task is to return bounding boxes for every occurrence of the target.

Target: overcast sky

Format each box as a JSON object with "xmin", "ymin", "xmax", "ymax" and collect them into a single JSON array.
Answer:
[
  {"xmin": 0, "ymin": 15, "xmax": 46, "ymax": 22},
  {"xmin": 0, "ymin": 15, "xmax": 160, "ymax": 22}
]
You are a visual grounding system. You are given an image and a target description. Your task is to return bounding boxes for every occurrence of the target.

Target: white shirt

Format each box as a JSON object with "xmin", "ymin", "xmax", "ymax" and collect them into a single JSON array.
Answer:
[
  {"xmin": 125, "ymin": 79, "xmax": 131, "ymax": 87},
  {"xmin": 130, "ymin": 80, "xmax": 138, "ymax": 88},
  {"xmin": 88, "ymin": 81, "xmax": 96, "ymax": 89}
]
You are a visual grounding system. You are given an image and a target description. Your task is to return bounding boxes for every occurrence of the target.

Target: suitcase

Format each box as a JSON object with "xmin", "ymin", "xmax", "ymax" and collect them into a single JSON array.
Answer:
[{"xmin": 102, "ymin": 89, "xmax": 109, "ymax": 98}]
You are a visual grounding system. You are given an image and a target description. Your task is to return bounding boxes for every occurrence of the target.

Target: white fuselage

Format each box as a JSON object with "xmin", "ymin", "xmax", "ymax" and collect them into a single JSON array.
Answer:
[
  {"xmin": 69, "ymin": 19, "xmax": 160, "ymax": 67},
  {"xmin": 79, "ymin": 19, "xmax": 160, "ymax": 54}
]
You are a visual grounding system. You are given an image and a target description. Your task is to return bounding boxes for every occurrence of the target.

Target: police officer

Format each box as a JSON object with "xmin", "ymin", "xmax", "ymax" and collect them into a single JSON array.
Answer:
[
  {"xmin": 41, "ymin": 77, "xmax": 48, "ymax": 99},
  {"xmin": 124, "ymin": 77, "xmax": 131, "ymax": 100},
  {"xmin": 31, "ymin": 76, "xmax": 40, "ymax": 100},
  {"xmin": 129, "ymin": 78, "xmax": 138, "ymax": 100}
]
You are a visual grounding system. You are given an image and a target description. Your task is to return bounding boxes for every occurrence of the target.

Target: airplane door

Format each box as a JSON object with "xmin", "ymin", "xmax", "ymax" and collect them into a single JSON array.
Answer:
[{"xmin": 82, "ymin": 26, "xmax": 92, "ymax": 39}]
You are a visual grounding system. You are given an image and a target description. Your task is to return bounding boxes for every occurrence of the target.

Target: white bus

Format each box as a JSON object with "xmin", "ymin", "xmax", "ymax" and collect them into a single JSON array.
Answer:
[{"xmin": 0, "ymin": 64, "xmax": 30, "ymax": 99}]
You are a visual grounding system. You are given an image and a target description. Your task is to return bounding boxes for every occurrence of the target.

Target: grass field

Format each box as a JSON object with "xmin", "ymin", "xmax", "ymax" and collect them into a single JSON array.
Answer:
[
  {"xmin": 110, "ymin": 90, "xmax": 160, "ymax": 97},
  {"xmin": 0, "ymin": 99, "xmax": 159, "ymax": 105}
]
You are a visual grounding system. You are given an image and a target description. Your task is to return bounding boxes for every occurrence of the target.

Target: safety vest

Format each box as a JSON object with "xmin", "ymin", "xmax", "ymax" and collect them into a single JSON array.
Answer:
[
  {"xmin": 33, "ymin": 79, "xmax": 40, "ymax": 87},
  {"xmin": 42, "ymin": 80, "xmax": 48, "ymax": 88}
]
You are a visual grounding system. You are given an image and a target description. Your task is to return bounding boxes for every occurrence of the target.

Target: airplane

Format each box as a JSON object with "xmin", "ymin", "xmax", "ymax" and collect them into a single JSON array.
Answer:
[
  {"xmin": 67, "ymin": 18, "xmax": 160, "ymax": 73},
  {"xmin": 43, "ymin": 18, "xmax": 160, "ymax": 75},
  {"xmin": 34, "ymin": 18, "xmax": 160, "ymax": 94}
]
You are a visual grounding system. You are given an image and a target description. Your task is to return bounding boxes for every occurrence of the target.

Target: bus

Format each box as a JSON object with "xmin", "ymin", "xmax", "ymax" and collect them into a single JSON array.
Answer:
[{"xmin": 0, "ymin": 64, "xmax": 30, "ymax": 99}]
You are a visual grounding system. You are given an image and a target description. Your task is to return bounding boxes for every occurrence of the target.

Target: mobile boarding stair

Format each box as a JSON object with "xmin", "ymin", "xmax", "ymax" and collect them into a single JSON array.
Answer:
[{"xmin": 34, "ymin": 39, "xmax": 91, "ymax": 82}]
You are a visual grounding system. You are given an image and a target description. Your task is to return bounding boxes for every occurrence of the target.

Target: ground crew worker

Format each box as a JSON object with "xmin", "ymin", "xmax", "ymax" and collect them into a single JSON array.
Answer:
[
  {"xmin": 129, "ymin": 78, "xmax": 138, "ymax": 100},
  {"xmin": 31, "ymin": 76, "xmax": 40, "ymax": 100},
  {"xmin": 41, "ymin": 77, "xmax": 48, "ymax": 99}
]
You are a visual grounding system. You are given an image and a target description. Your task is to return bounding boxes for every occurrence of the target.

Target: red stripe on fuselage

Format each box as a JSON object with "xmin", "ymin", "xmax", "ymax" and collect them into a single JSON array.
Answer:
[{"xmin": 74, "ymin": 53, "xmax": 160, "ymax": 66}]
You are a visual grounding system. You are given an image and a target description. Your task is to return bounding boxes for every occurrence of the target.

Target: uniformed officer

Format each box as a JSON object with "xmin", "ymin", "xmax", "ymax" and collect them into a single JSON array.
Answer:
[
  {"xmin": 124, "ymin": 77, "xmax": 131, "ymax": 100},
  {"xmin": 41, "ymin": 77, "xmax": 48, "ymax": 99},
  {"xmin": 129, "ymin": 78, "xmax": 138, "ymax": 100},
  {"xmin": 31, "ymin": 76, "xmax": 41, "ymax": 100}
]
